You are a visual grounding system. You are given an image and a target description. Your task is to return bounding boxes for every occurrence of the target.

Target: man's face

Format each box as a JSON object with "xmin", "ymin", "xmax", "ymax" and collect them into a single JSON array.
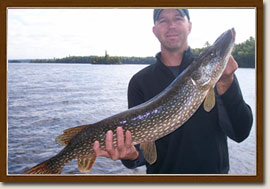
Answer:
[{"xmin": 153, "ymin": 9, "xmax": 192, "ymax": 52}]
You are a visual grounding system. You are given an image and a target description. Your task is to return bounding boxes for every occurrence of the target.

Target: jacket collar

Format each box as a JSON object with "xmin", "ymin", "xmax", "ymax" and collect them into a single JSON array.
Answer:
[{"xmin": 155, "ymin": 47, "xmax": 194, "ymax": 71}]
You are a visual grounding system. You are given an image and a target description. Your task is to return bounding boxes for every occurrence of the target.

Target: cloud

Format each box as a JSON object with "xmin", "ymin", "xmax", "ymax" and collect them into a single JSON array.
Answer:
[
  {"xmin": 7, "ymin": 8, "xmax": 255, "ymax": 59},
  {"xmin": 189, "ymin": 9, "xmax": 255, "ymax": 48}
]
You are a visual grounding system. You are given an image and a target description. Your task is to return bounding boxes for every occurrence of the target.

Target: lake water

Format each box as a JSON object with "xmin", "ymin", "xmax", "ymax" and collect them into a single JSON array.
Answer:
[{"xmin": 7, "ymin": 63, "xmax": 256, "ymax": 175}]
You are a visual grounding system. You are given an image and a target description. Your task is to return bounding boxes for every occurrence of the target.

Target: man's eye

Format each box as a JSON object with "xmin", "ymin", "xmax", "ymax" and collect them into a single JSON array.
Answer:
[
  {"xmin": 159, "ymin": 19, "xmax": 166, "ymax": 23},
  {"xmin": 175, "ymin": 17, "xmax": 183, "ymax": 21}
]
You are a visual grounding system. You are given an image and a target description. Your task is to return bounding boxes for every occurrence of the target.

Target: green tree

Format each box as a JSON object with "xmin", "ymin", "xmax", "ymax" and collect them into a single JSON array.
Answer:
[
  {"xmin": 192, "ymin": 36, "xmax": 255, "ymax": 68},
  {"xmin": 232, "ymin": 36, "xmax": 255, "ymax": 68}
]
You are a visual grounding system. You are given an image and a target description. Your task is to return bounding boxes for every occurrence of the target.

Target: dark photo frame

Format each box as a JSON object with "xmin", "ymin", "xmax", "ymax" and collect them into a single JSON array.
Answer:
[{"xmin": 0, "ymin": 0, "xmax": 263, "ymax": 183}]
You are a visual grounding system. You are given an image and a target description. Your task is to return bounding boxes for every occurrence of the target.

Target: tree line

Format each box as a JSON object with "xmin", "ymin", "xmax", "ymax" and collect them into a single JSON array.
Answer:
[
  {"xmin": 192, "ymin": 36, "xmax": 255, "ymax": 68},
  {"xmin": 29, "ymin": 54, "xmax": 155, "ymax": 65},
  {"xmin": 25, "ymin": 36, "xmax": 255, "ymax": 68}
]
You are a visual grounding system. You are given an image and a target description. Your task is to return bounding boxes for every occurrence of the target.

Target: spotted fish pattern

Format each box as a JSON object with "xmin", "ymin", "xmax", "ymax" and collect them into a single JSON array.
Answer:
[{"xmin": 24, "ymin": 28, "xmax": 235, "ymax": 174}]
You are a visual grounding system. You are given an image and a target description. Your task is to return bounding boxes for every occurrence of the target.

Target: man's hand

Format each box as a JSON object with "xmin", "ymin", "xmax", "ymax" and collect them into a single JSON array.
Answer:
[
  {"xmin": 93, "ymin": 127, "xmax": 139, "ymax": 161},
  {"xmin": 216, "ymin": 56, "xmax": 238, "ymax": 95}
]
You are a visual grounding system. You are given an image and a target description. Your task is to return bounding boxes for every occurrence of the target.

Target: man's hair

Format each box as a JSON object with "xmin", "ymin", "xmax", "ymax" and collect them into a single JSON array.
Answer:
[{"xmin": 153, "ymin": 9, "xmax": 190, "ymax": 23}]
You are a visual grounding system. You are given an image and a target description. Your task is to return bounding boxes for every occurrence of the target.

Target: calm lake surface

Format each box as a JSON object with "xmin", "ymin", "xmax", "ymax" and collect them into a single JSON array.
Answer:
[{"xmin": 7, "ymin": 63, "xmax": 256, "ymax": 175}]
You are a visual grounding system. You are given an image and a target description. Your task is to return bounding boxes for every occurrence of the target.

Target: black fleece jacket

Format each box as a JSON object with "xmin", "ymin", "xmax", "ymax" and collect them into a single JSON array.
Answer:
[{"xmin": 121, "ymin": 49, "xmax": 253, "ymax": 174}]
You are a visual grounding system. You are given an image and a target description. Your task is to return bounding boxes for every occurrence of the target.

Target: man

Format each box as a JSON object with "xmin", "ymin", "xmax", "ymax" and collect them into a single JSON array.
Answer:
[{"xmin": 93, "ymin": 9, "xmax": 253, "ymax": 174}]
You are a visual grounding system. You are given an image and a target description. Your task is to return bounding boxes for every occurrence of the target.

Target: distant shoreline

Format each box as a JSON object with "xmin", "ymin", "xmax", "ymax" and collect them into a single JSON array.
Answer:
[
  {"xmin": 8, "ymin": 62, "xmax": 152, "ymax": 65},
  {"xmin": 7, "ymin": 61, "xmax": 256, "ymax": 69},
  {"xmin": 8, "ymin": 56, "xmax": 156, "ymax": 65},
  {"xmin": 8, "ymin": 61, "xmax": 152, "ymax": 65},
  {"xmin": 8, "ymin": 37, "xmax": 256, "ymax": 68}
]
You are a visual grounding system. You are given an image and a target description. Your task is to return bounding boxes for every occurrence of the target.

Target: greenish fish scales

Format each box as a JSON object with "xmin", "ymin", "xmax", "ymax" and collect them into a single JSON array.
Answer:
[{"xmin": 24, "ymin": 28, "xmax": 236, "ymax": 174}]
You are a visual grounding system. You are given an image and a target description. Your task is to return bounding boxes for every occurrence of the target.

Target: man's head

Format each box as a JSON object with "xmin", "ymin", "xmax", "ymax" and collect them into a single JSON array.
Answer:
[{"xmin": 152, "ymin": 9, "xmax": 192, "ymax": 53}]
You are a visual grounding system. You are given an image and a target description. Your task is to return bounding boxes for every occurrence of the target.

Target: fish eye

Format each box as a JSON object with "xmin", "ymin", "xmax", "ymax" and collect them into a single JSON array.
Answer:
[
  {"xmin": 210, "ymin": 52, "xmax": 215, "ymax": 56},
  {"xmin": 191, "ymin": 70, "xmax": 201, "ymax": 81}
]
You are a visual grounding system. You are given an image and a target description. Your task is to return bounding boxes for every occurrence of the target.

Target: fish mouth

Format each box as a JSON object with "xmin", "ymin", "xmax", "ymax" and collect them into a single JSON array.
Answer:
[{"xmin": 212, "ymin": 28, "xmax": 235, "ymax": 57}]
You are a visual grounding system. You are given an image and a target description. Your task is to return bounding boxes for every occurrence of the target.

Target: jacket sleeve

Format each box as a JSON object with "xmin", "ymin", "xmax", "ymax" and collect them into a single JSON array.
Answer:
[
  {"xmin": 216, "ymin": 75, "xmax": 253, "ymax": 142},
  {"xmin": 121, "ymin": 76, "xmax": 147, "ymax": 169}
]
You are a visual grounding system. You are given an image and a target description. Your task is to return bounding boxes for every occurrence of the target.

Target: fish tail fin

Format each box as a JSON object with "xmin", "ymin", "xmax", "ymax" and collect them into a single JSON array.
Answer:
[{"xmin": 24, "ymin": 158, "xmax": 64, "ymax": 174}]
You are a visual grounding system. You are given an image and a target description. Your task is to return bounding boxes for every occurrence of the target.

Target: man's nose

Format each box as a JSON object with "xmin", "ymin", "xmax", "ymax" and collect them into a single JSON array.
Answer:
[{"xmin": 168, "ymin": 20, "xmax": 176, "ymax": 28}]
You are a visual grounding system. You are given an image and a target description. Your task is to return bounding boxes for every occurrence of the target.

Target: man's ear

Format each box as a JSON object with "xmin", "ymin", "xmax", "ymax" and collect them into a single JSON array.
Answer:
[
  {"xmin": 152, "ymin": 26, "xmax": 157, "ymax": 37},
  {"xmin": 188, "ymin": 21, "xmax": 192, "ymax": 34}
]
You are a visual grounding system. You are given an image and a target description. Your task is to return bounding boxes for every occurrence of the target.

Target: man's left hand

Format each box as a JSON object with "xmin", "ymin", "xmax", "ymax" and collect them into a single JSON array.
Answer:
[{"xmin": 216, "ymin": 56, "xmax": 238, "ymax": 95}]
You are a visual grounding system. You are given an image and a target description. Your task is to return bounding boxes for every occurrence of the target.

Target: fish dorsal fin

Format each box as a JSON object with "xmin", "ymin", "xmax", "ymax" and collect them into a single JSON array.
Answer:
[
  {"xmin": 55, "ymin": 125, "xmax": 88, "ymax": 146},
  {"xmin": 203, "ymin": 87, "xmax": 215, "ymax": 112},
  {"xmin": 140, "ymin": 142, "xmax": 157, "ymax": 165},
  {"xmin": 77, "ymin": 155, "xmax": 96, "ymax": 173}
]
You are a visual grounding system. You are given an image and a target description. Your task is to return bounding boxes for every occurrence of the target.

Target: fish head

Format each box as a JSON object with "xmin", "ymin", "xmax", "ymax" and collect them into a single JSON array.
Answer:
[{"xmin": 192, "ymin": 28, "xmax": 235, "ymax": 88}]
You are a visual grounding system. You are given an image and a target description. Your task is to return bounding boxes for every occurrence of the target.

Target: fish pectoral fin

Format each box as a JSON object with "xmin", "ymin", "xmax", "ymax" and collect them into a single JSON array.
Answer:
[
  {"xmin": 203, "ymin": 88, "xmax": 215, "ymax": 112},
  {"xmin": 77, "ymin": 155, "xmax": 96, "ymax": 173},
  {"xmin": 140, "ymin": 142, "xmax": 157, "ymax": 165},
  {"xmin": 55, "ymin": 125, "xmax": 89, "ymax": 146}
]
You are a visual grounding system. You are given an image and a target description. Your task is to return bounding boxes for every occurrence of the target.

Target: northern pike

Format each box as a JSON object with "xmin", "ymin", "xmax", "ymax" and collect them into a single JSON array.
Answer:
[{"xmin": 24, "ymin": 28, "xmax": 235, "ymax": 174}]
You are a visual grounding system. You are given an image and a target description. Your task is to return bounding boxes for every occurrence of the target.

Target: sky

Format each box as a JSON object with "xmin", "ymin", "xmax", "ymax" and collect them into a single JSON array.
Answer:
[{"xmin": 7, "ymin": 8, "xmax": 256, "ymax": 59}]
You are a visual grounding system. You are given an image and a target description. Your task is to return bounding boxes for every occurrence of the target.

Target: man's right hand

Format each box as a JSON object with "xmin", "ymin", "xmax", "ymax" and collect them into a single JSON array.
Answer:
[{"xmin": 93, "ymin": 127, "xmax": 139, "ymax": 161}]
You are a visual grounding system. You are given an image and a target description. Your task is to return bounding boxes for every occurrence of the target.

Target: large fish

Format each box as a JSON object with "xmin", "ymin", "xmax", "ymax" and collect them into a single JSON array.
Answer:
[{"xmin": 24, "ymin": 28, "xmax": 235, "ymax": 174}]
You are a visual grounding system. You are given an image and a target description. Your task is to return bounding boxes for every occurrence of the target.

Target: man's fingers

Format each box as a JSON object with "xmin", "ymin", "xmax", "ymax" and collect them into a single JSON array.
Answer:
[
  {"xmin": 229, "ymin": 56, "xmax": 238, "ymax": 71},
  {"xmin": 117, "ymin": 127, "xmax": 129, "ymax": 159},
  {"xmin": 125, "ymin": 130, "xmax": 132, "ymax": 148},
  {"xmin": 93, "ymin": 128, "xmax": 138, "ymax": 161},
  {"xmin": 93, "ymin": 141, "xmax": 110, "ymax": 157},
  {"xmin": 105, "ymin": 130, "xmax": 119, "ymax": 160},
  {"xmin": 105, "ymin": 130, "xmax": 114, "ymax": 152},
  {"xmin": 224, "ymin": 56, "xmax": 238, "ymax": 75},
  {"xmin": 117, "ymin": 127, "xmax": 125, "ymax": 150}
]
